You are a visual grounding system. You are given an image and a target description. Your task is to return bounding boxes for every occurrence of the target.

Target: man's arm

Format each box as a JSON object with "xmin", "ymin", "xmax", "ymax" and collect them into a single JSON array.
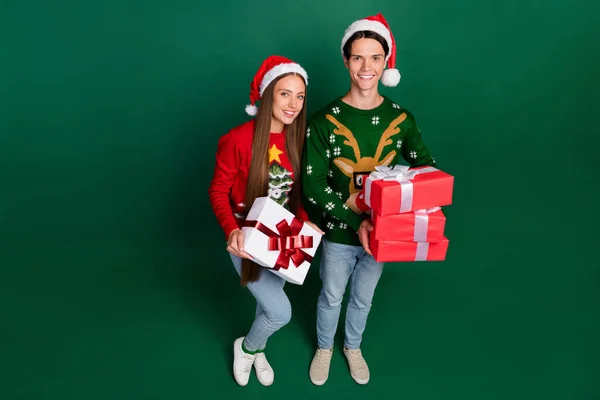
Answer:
[
  {"xmin": 402, "ymin": 114, "xmax": 437, "ymax": 168},
  {"xmin": 401, "ymin": 114, "xmax": 448, "ymax": 214},
  {"xmin": 301, "ymin": 120, "xmax": 364, "ymax": 231}
]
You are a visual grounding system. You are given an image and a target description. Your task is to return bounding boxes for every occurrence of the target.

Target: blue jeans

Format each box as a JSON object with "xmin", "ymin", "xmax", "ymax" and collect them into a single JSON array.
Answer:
[
  {"xmin": 316, "ymin": 239, "xmax": 384, "ymax": 350},
  {"xmin": 230, "ymin": 254, "xmax": 292, "ymax": 351}
]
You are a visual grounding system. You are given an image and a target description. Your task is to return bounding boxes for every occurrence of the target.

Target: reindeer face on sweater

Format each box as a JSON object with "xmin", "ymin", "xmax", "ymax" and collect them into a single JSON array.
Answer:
[{"xmin": 326, "ymin": 112, "xmax": 407, "ymax": 213}]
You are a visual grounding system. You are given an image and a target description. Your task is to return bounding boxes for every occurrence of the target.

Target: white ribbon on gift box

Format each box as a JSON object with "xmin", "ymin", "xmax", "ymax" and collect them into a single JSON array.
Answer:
[
  {"xmin": 413, "ymin": 206, "xmax": 442, "ymax": 242},
  {"xmin": 415, "ymin": 242, "xmax": 429, "ymax": 261},
  {"xmin": 365, "ymin": 165, "xmax": 439, "ymax": 213}
]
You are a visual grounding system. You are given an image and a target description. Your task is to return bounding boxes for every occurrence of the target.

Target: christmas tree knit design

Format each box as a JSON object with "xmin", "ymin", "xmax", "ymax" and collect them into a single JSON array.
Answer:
[{"xmin": 268, "ymin": 162, "xmax": 293, "ymax": 207}]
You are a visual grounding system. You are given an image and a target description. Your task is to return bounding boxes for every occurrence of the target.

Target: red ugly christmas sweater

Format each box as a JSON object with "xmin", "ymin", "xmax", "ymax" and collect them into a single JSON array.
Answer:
[{"xmin": 209, "ymin": 119, "xmax": 309, "ymax": 239}]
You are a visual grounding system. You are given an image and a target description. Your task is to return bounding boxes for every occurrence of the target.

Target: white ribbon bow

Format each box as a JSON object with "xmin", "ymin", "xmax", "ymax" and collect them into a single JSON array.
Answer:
[{"xmin": 371, "ymin": 165, "xmax": 420, "ymax": 182}]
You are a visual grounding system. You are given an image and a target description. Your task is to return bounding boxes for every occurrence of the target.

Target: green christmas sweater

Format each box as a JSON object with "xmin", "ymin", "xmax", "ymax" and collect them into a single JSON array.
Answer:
[{"xmin": 301, "ymin": 96, "xmax": 437, "ymax": 246}]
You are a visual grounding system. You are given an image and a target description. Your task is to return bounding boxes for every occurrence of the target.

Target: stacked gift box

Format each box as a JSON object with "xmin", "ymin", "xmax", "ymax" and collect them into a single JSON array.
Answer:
[{"xmin": 364, "ymin": 165, "xmax": 454, "ymax": 262}]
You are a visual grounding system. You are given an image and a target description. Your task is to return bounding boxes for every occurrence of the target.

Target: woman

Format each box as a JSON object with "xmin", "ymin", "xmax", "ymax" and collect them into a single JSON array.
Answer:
[{"xmin": 208, "ymin": 55, "xmax": 323, "ymax": 387}]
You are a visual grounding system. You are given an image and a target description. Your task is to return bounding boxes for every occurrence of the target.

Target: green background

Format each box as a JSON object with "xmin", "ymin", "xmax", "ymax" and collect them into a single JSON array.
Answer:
[{"xmin": 1, "ymin": 0, "xmax": 599, "ymax": 399}]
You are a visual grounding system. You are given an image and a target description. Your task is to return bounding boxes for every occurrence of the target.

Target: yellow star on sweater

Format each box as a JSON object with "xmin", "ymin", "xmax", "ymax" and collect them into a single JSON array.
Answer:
[{"xmin": 268, "ymin": 144, "xmax": 283, "ymax": 163}]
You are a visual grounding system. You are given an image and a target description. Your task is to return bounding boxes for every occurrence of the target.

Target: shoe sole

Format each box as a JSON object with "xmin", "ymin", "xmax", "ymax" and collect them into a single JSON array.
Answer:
[
  {"xmin": 257, "ymin": 376, "xmax": 274, "ymax": 386},
  {"xmin": 310, "ymin": 375, "xmax": 328, "ymax": 386},
  {"xmin": 350, "ymin": 373, "xmax": 369, "ymax": 385}
]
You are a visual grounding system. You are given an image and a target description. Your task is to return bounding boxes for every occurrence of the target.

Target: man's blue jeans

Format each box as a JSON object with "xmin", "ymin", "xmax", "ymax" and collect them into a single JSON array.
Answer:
[{"xmin": 316, "ymin": 238, "xmax": 384, "ymax": 350}]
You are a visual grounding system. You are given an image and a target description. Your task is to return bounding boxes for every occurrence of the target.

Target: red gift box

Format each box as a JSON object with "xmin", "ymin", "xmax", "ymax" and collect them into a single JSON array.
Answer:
[
  {"xmin": 365, "ymin": 165, "xmax": 453, "ymax": 216},
  {"xmin": 370, "ymin": 234, "xmax": 449, "ymax": 263},
  {"xmin": 372, "ymin": 207, "xmax": 446, "ymax": 243}
]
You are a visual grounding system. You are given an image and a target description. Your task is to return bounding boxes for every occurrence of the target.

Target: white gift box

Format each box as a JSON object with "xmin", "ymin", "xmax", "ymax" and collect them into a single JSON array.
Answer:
[{"xmin": 242, "ymin": 196, "xmax": 322, "ymax": 285}]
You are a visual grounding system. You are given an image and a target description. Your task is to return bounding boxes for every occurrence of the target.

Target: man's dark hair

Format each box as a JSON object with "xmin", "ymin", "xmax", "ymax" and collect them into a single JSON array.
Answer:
[{"xmin": 342, "ymin": 30, "xmax": 389, "ymax": 60}]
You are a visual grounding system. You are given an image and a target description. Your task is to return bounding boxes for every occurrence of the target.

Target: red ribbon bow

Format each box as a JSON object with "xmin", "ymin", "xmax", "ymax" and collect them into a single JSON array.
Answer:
[{"xmin": 243, "ymin": 217, "xmax": 314, "ymax": 270}]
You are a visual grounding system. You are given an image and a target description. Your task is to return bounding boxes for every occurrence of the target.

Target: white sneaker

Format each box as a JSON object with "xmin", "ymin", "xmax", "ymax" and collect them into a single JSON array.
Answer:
[
  {"xmin": 233, "ymin": 337, "xmax": 255, "ymax": 386},
  {"xmin": 254, "ymin": 352, "xmax": 274, "ymax": 386},
  {"xmin": 309, "ymin": 348, "xmax": 333, "ymax": 386}
]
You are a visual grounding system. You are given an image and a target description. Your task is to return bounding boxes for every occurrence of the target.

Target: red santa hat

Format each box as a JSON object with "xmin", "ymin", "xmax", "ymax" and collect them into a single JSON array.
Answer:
[
  {"xmin": 245, "ymin": 55, "xmax": 308, "ymax": 116},
  {"xmin": 340, "ymin": 13, "xmax": 400, "ymax": 87}
]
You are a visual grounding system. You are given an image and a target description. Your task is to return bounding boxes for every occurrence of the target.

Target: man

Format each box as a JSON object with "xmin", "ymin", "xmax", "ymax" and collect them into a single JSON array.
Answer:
[{"xmin": 301, "ymin": 13, "xmax": 437, "ymax": 385}]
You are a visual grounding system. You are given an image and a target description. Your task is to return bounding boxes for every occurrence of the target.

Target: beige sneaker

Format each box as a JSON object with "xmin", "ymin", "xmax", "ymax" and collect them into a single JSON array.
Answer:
[
  {"xmin": 343, "ymin": 348, "xmax": 370, "ymax": 384},
  {"xmin": 309, "ymin": 348, "xmax": 333, "ymax": 385}
]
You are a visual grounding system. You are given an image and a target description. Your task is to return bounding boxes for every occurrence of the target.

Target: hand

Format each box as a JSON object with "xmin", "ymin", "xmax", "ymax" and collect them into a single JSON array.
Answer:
[
  {"xmin": 357, "ymin": 218, "xmax": 373, "ymax": 256},
  {"xmin": 227, "ymin": 229, "xmax": 253, "ymax": 259},
  {"xmin": 305, "ymin": 220, "xmax": 325, "ymax": 235}
]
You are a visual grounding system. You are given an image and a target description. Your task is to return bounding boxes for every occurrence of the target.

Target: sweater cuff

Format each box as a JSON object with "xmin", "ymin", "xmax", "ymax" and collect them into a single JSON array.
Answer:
[
  {"xmin": 346, "ymin": 212, "xmax": 365, "ymax": 232},
  {"xmin": 223, "ymin": 220, "xmax": 241, "ymax": 240},
  {"xmin": 297, "ymin": 203, "xmax": 309, "ymax": 222}
]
